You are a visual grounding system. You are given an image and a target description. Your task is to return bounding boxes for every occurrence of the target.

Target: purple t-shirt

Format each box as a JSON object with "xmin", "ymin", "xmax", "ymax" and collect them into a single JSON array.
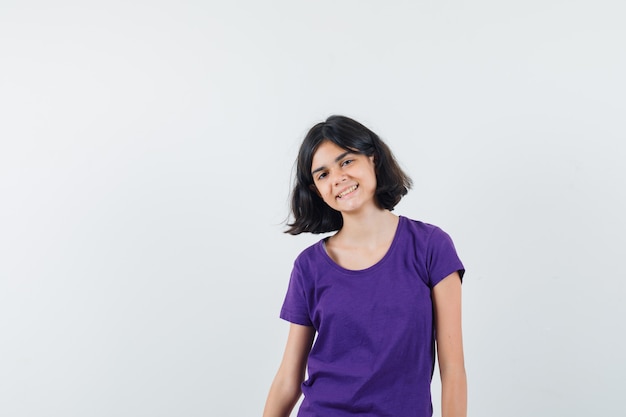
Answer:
[{"xmin": 280, "ymin": 216, "xmax": 465, "ymax": 417}]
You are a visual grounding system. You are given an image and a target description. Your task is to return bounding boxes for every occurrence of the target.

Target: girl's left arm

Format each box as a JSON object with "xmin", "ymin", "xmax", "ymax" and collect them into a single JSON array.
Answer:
[{"xmin": 433, "ymin": 271, "xmax": 467, "ymax": 417}]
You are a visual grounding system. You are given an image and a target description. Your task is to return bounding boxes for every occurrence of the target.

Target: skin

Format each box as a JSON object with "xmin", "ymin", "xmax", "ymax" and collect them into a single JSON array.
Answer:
[
  {"xmin": 262, "ymin": 323, "xmax": 315, "ymax": 417},
  {"xmin": 263, "ymin": 140, "xmax": 467, "ymax": 417}
]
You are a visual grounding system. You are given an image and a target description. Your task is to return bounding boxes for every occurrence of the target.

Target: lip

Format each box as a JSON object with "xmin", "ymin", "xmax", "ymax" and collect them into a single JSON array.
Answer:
[{"xmin": 336, "ymin": 184, "xmax": 358, "ymax": 199}]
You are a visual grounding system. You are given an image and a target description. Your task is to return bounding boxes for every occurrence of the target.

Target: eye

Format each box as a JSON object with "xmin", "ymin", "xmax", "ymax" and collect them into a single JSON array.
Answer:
[
  {"xmin": 341, "ymin": 159, "xmax": 354, "ymax": 167},
  {"xmin": 317, "ymin": 172, "xmax": 328, "ymax": 180}
]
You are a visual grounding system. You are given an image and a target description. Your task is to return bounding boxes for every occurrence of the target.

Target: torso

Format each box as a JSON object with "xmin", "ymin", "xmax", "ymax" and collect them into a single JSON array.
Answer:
[{"xmin": 280, "ymin": 217, "xmax": 465, "ymax": 417}]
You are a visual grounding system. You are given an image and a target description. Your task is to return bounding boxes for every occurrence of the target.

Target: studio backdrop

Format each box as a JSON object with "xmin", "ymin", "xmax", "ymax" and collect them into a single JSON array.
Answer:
[{"xmin": 1, "ymin": 1, "xmax": 624, "ymax": 416}]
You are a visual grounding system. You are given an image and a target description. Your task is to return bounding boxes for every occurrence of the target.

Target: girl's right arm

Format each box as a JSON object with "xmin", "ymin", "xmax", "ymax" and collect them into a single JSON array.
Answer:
[{"xmin": 262, "ymin": 323, "xmax": 315, "ymax": 417}]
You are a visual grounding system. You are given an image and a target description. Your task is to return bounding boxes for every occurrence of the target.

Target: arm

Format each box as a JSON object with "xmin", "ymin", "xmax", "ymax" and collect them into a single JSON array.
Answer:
[
  {"xmin": 433, "ymin": 272, "xmax": 467, "ymax": 417},
  {"xmin": 263, "ymin": 323, "xmax": 315, "ymax": 417}
]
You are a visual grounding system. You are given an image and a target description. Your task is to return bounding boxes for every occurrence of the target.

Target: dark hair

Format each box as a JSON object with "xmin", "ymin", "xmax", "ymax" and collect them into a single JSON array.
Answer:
[{"xmin": 286, "ymin": 115, "xmax": 412, "ymax": 235}]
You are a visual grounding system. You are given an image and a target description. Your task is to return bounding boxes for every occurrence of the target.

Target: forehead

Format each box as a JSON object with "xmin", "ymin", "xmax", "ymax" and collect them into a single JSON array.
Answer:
[{"xmin": 311, "ymin": 141, "xmax": 352, "ymax": 166}]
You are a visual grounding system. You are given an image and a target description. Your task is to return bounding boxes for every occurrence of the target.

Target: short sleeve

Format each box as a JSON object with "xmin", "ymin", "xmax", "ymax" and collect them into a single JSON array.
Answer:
[
  {"xmin": 426, "ymin": 227, "xmax": 465, "ymax": 288},
  {"xmin": 280, "ymin": 261, "xmax": 313, "ymax": 326}
]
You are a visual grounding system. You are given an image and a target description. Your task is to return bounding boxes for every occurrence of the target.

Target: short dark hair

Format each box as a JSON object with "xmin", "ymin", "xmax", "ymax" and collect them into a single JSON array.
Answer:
[{"xmin": 286, "ymin": 115, "xmax": 412, "ymax": 235}]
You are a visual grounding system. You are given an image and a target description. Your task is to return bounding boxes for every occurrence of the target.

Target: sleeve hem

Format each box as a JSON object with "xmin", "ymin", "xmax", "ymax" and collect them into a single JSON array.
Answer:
[
  {"xmin": 432, "ymin": 267, "xmax": 465, "ymax": 288},
  {"xmin": 280, "ymin": 309, "xmax": 313, "ymax": 327}
]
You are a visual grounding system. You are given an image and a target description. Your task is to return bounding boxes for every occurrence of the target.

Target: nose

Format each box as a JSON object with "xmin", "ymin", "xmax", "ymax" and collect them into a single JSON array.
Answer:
[{"xmin": 331, "ymin": 170, "xmax": 347, "ymax": 186}]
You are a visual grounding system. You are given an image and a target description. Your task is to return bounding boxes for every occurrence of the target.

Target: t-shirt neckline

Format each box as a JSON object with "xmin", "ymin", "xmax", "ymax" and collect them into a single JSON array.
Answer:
[{"xmin": 318, "ymin": 215, "xmax": 406, "ymax": 275}]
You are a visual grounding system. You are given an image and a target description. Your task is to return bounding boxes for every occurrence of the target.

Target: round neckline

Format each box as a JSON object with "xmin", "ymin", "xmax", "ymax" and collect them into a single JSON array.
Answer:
[{"xmin": 318, "ymin": 215, "xmax": 405, "ymax": 275}]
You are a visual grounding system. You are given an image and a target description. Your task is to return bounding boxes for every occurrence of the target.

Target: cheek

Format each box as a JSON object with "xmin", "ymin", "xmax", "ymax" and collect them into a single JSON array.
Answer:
[{"xmin": 365, "ymin": 168, "xmax": 378, "ymax": 187}]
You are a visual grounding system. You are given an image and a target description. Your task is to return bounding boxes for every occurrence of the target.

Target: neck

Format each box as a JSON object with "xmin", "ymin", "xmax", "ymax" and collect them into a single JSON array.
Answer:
[{"xmin": 337, "ymin": 206, "xmax": 399, "ymax": 244}]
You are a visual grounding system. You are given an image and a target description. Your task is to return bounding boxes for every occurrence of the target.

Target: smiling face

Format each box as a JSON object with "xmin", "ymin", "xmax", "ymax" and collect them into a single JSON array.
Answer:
[{"xmin": 310, "ymin": 140, "xmax": 378, "ymax": 215}]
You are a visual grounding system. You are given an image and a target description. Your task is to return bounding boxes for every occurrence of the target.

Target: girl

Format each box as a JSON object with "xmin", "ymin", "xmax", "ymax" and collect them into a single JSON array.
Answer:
[{"xmin": 263, "ymin": 116, "xmax": 466, "ymax": 417}]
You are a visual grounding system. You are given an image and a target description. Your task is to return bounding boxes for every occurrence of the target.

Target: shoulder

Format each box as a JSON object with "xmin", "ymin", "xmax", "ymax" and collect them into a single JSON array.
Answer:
[
  {"xmin": 401, "ymin": 217, "xmax": 465, "ymax": 281},
  {"xmin": 292, "ymin": 238, "xmax": 327, "ymax": 270},
  {"xmin": 294, "ymin": 239, "xmax": 324, "ymax": 260},
  {"xmin": 288, "ymin": 238, "xmax": 336, "ymax": 292},
  {"xmin": 398, "ymin": 217, "xmax": 460, "ymax": 265},
  {"xmin": 400, "ymin": 216, "xmax": 451, "ymax": 243}
]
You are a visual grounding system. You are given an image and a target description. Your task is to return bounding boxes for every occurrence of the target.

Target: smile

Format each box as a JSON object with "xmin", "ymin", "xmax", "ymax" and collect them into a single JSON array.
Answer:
[{"xmin": 337, "ymin": 184, "xmax": 358, "ymax": 199}]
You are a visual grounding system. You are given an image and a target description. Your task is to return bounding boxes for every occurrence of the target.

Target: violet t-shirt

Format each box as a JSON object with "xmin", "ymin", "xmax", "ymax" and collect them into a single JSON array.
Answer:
[{"xmin": 280, "ymin": 216, "xmax": 465, "ymax": 417}]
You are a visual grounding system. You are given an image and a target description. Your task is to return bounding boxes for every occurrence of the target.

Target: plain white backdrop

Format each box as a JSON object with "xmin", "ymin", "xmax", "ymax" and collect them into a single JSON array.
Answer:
[{"xmin": 1, "ymin": 1, "xmax": 625, "ymax": 416}]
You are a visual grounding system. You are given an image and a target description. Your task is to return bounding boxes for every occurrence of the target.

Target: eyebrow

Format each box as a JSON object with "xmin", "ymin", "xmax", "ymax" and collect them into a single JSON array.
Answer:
[{"xmin": 311, "ymin": 150, "xmax": 354, "ymax": 175}]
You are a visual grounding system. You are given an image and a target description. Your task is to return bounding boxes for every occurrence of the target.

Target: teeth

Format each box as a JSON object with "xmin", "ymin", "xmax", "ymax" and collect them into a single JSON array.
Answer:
[{"xmin": 337, "ymin": 185, "xmax": 358, "ymax": 198}]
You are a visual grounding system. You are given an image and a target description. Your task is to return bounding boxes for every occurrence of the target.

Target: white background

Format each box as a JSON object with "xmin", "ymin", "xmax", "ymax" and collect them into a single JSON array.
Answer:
[{"xmin": 1, "ymin": 1, "xmax": 625, "ymax": 416}]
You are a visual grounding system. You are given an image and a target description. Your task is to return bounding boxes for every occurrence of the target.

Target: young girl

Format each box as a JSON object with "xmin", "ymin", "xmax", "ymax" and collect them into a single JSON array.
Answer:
[{"xmin": 263, "ymin": 116, "xmax": 466, "ymax": 417}]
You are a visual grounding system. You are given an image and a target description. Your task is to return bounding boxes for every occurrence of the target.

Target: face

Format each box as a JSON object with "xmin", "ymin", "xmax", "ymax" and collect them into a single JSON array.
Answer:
[{"xmin": 310, "ymin": 140, "xmax": 377, "ymax": 214}]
